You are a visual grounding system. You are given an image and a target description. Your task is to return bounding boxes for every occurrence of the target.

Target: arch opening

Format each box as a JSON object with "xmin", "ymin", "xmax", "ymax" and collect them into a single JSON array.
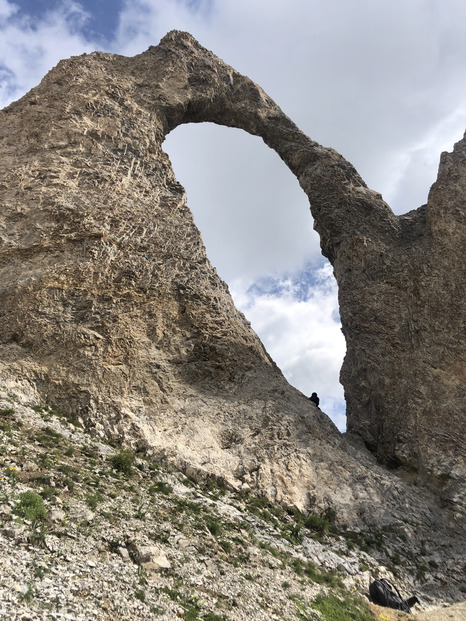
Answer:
[{"xmin": 164, "ymin": 122, "xmax": 347, "ymax": 430}]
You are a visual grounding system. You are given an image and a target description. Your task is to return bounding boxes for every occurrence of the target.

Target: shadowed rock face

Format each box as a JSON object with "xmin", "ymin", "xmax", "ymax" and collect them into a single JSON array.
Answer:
[{"xmin": 0, "ymin": 29, "xmax": 464, "ymax": 535}]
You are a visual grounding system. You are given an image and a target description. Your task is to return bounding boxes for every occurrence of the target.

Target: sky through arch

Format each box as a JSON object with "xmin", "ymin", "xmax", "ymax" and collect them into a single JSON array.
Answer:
[{"xmin": 164, "ymin": 123, "xmax": 347, "ymax": 429}]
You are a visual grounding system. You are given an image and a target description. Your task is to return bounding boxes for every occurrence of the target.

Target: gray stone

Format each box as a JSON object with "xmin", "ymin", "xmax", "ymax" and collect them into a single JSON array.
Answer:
[{"xmin": 0, "ymin": 30, "xmax": 464, "ymax": 613}]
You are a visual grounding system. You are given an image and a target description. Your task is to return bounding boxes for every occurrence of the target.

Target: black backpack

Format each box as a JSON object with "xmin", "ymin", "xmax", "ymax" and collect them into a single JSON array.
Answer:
[{"xmin": 369, "ymin": 578, "xmax": 419, "ymax": 612}]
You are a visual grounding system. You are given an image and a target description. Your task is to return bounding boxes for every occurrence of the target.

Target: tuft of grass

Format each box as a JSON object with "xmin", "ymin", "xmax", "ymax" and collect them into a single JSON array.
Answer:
[
  {"xmin": 58, "ymin": 463, "xmax": 74, "ymax": 476},
  {"xmin": 30, "ymin": 522, "xmax": 48, "ymax": 547},
  {"xmin": 4, "ymin": 466, "xmax": 18, "ymax": 483},
  {"xmin": 291, "ymin": 558, "xmax": 343, "ymax": 588},
  {"xmin": 150, "ymin": 481, "xmax": 172, "ymax": 495},
  {"xmin": 158, "ymin": 584, "xmax": 202, "ymax": 620},
  {"xmin": 39, "ymin": 486, "xmax": 55, "ymax": 500},
  {"xmin": 33, "ymin": 564, "xmax": 49, "ymax": 580},
  {"xmin": 134, "ymin": 589, "xmax": 146, "ymax": 602},
  {"xmin": 35, "ymin": 427, "xmax": 62, "ymax": 449},
  {"xmin": 219, "ymin": 540, "xmax": 232, "ymax": 553},
  {"xmin": 205, "ymin": 516, "xmax": 222, "ymax": 537},
  {"xmin": 19, "ymin": 584, "xmax": 35, "ymax": 603},
  {"xmin": 0, "ymin": 407, "xmax": 15, "ymax": 416},
  {"xmin": 14, "ymin": 491, "xmax": 47, "ymax": 523},
  {"xmin": 304, "ymin": 514, "xmax": 330, "ymax": 536},
  {"xmin": 86, "ymin": 491, "xmax": 104, "ymax": 510},
  {"xmin": 281, "ymin": 522, "xmax": 303, "ymax": 545},
  {"xmin": 111, "ymin": 450, "xmax": 135, "ymax": 475},
  {"xmin": 81, "ymin": 445, "xmax": 99, "ymax": 459},
  {"xmin": 0, "ymin": 408, "xmax": 15, "ymax": 434}
]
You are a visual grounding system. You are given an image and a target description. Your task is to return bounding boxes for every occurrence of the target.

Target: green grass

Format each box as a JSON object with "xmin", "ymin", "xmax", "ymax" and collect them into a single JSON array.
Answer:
[
  {"xmin": 0, "ymin": 407, "xmax": 14, "ymax": 432},
  {"xmin": 111, "ymin": 450, "xmax": 135, "ymax": 475},
  {"xmin": 158, "ymin": 585, "xmax": 201, "ymax": 619},
  {"xmin": 14, "ymin": 491, "xmax": 47, "ymax": 523},
  {"xmin": 150, "ymin": 480, "xmax": 173, "ymax": 495},
  {"xmin": 205, "ymin": 516, "xmax": 222, "ymax": 537},
  {"xmin": 281, "ymin": 522, "xmax": 303, "ymax": 545},
  {"xmin": 304, "ymin": 514, "xmax": 331, "ymax": 536},
  {"xmin": 86, "ymin": 491, "xmax": 104, "ymax": 510},
  {"xmin": 39, "ymin": 485, "xmax": 55, "ymax": 500},
  {"xmin": 291, "ymin": 559, "xmax": 343, "ymax": 588},
  {"xmin": 0, "ymin": 407, "xmax": 15, "ymax": 416},
  {"xmin": 311, "ymin": 593, "xmax": 373, "ymax": 621}
]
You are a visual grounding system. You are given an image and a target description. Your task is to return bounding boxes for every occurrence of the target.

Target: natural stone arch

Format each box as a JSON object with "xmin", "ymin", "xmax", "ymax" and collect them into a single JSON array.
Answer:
[
  {"xmin": 163, "ymin": 120, "xmax": 343, "ymax": 417},
  {"xmin": 0, "ymin": 30, "xmax": 464, "ymax": 505},
  {"xmin": 134, "ymin": 31, "xmax": 464, "ymax": 488}
]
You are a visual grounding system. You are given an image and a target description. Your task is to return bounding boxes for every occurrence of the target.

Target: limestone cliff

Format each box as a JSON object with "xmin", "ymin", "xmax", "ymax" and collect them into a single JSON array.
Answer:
[{"xmin": 0, "ymin": 31, "xmax": 465, "ymax": 598}]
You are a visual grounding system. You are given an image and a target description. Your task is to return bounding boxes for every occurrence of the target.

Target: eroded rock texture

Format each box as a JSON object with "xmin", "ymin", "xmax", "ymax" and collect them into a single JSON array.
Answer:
[{"xmin": 0, "ymin": 30, "xmax": 464, "ymax": 538}]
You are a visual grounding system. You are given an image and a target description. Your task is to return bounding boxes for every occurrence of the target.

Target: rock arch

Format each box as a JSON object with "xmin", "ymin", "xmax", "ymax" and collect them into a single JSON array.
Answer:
[
  {"xmin": 1, "ymin": 30, "xmax": 464, "ymax": 500},
  {"xmin": 138, "ymin": 31, "xmax": 465, "ymax": 488}
]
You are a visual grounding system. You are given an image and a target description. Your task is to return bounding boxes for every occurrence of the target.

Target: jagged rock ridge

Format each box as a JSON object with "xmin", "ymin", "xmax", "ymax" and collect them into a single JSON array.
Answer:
[{"xmin": 0, "ymin": 31, "xmax": 465, "ymax": 600}]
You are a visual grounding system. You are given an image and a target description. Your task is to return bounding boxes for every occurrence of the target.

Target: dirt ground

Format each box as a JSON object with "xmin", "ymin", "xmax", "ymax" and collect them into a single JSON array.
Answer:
[
  {"xmin": 414, "ymin": 601, "xmax": 466, "ymax": 621},
  {"xmin": 369, "ymin": 601, "xmax": 466, "ymax": 621}
]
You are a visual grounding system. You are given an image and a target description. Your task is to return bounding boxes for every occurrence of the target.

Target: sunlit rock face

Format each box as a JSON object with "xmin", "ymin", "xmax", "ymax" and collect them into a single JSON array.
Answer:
[{"xmin": 0, "ymin": 29, "xmax": 464, "ymax": 548}]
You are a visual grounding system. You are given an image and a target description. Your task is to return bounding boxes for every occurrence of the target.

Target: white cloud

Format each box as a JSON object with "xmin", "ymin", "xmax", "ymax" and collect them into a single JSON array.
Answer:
[
  {"xmin": 0, "ymin": 0, "xmax": 95, "ymax": 108},
  {"xmin": 114, "ymin": 0, "xmax": 212, "ymax": 56},
  {"xmin": 230, "ymin": 263, "xmax": 346, "ymax": 430},
  {"xmin": 384, "ymin": 108, "xmax": 466, "ymax": 213},
  {"xmin": 164, "ymin": 124, "xmax": 321, "ymax": 283}
]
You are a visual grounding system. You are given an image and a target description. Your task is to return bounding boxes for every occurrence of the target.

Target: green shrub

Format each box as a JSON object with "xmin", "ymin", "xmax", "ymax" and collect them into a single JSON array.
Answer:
[
  {"xmin": 281, "ymin": 522, "xmax": 303, "ymax": 545},
  {"xmin": 14, "ymin": 491, "xmax": 47, "ymax": 523},
  {"xmin": 304, "ymin": 514, "xmax": 330, "ymax": 535},
  {"xmin": 111, "ymin": 450, "xmax": 135, "ymax": 475},
  {"xmin": 206, "ymin": 517, "xmax": 222, "ymax": 537}
]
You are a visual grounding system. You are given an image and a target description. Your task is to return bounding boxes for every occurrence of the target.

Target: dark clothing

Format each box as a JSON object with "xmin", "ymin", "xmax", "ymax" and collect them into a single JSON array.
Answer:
[{"xmin": 309, "ymin": 392, "xmax": 319, "ymax": 407}]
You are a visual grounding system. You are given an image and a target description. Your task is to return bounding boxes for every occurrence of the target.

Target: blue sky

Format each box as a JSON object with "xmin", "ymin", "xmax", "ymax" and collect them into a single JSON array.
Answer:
[
  {"xmin": 2, "ymin": 0, "xmax": 466, "ymax": 430},
  {"xmin": 10, "ymin": 0, "xmax": 123, "ymax": 42}
]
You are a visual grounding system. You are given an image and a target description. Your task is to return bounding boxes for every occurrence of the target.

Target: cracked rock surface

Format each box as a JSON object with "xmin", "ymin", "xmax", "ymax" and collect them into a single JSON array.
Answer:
[{"xmin": 0, "ymin": 30, "xmax": 465, "ymax": 610}]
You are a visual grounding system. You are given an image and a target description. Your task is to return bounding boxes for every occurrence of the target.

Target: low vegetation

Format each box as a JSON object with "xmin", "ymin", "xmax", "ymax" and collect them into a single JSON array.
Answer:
[{"xmin": 0, "ymin": 392, "xmax": 413, "ymax": 619}]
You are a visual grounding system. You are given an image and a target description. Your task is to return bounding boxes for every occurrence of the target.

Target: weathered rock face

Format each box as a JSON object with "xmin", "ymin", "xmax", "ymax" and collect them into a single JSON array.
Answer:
[{"xmin": 0, "ymin": 29, "xmax": 464, "ymax": 540}]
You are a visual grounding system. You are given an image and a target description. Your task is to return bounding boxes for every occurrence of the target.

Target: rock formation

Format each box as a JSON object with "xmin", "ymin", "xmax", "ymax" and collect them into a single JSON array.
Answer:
[{"xmin": 0, "ymin": 30, "xmax": 465, "ymax": 592}]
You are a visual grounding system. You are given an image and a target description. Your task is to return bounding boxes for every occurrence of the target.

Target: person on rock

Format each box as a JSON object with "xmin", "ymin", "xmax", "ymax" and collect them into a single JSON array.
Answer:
[{"xmin": 309, "ymin": 392, "xmax": 320, "ymax": 408}]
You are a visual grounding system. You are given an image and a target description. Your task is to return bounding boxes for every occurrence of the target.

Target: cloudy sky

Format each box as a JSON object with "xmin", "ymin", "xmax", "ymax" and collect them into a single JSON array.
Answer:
[{"xmin": 1, "ymin": 0, "xmax": 465, "ymax": 430}]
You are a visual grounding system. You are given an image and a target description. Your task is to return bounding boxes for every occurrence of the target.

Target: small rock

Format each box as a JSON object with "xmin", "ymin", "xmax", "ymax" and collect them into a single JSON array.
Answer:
[
  {"xmin": 142, "ymin": 555, "xmax": 171, "ymax": 578},
  {"xmin": 118, "ymin": 547, "xmax": 131, "ymax": 562},
  {"xmin": 50, "ymin": 508, "xmax": 66, "ymax": 523}
]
